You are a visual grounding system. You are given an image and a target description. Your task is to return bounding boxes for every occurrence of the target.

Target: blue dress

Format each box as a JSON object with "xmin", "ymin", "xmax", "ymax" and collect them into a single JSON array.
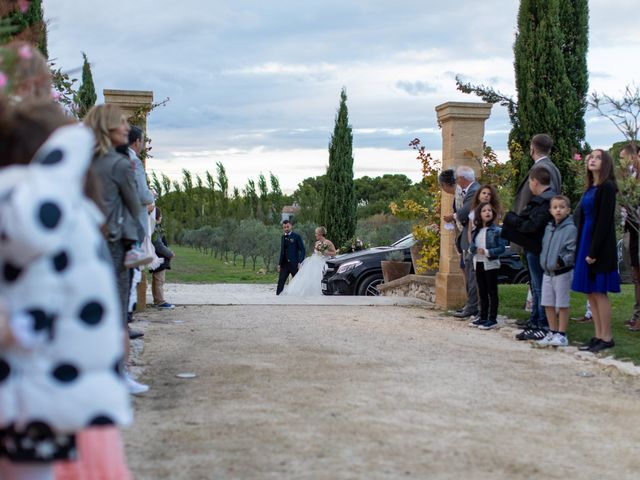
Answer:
[{"xmin": 572, "ymin": 186, "xmax": 621, "ymax": 293}]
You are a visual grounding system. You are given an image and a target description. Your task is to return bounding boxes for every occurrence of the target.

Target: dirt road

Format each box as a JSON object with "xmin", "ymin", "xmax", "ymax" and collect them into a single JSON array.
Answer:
[{"xmin": 125, "ymin": 305, "xmax": 640, "ymax": 479}]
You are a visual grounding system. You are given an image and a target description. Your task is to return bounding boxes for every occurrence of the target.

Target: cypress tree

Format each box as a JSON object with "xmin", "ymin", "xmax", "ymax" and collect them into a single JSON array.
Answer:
[
  {"xmin": 320, "ymin": 88, "xmax": 357, "ymax": 248},
  {"xmin": 514, "ymin": 0, "xmax": 588, "ymax": 201},
  {"xmin": 77, "ymin": 52, "xmax": 97, "ymax": 119}
]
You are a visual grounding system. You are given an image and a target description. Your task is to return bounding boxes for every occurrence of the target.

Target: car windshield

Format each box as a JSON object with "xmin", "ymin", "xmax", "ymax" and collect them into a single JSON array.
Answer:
[{"xmin": 390, "ymin": 234, "xmax": 416, "ymax": 248}]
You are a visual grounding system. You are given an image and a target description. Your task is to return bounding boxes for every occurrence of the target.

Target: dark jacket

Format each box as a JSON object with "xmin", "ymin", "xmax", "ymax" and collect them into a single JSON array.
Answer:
[
  {"xmin": 456, "ymin": 181, "xmax": 480, "ymax": 252},
  {"xmin": 501, "ymin": 188, "xmax": 554, "ymax": 254},
  {"xmin": 575, "ymin": 180, "xmax": 618, "ymax": 275},
  {"xmin": 150, "ymin": 224, "xmax": 173, "ymax": 273},
  {"xmin": 279, "ymin": 231, "xmax": 305, "ymax": 268},
  {"xmin": 540, "ymin": 216, "xmax": 577, "ymax": 275},
  {"xmin": 470, "ymin": 224, "xmax": 508, "ymax": 259},
  {"xmin": 92, "ymin": 149, "xmax": 144, "ymax": 243},
  {"xmin": 513, "ymin": 157, "xmax": 562, "ymax": 214}
]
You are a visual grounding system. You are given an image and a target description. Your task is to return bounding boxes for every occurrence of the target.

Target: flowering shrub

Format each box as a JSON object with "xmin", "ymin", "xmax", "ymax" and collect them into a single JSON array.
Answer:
[
  {"xmin": 389, "ymin": 139, "xmax": 442, "ymax": 273},
  {"xmin": 338, "ymin": 237, "xmax": 369, "ymax": 254}
]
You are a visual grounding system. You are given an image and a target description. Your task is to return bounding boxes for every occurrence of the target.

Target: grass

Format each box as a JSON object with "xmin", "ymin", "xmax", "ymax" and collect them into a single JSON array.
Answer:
[
  {"xmin": 500, "ymin": 284, "xmax": 640, "ymax": 365},
  {"xmin": 164, "ymin": 245, "xmax": 278, "ymax": 284}
]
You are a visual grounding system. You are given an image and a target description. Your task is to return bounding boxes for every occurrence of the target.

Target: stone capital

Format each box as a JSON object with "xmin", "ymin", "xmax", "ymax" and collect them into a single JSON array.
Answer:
[{"xmin": 435, "ymin": 102, "xmax": 492, "ymax": 123}]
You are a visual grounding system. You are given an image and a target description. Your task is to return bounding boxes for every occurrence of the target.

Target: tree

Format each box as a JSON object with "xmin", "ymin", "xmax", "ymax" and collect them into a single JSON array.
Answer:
[
  {"xmin": 589, "ymin": 84, "xmax": 640, "ymax": 147},
  {"xmin": 320, "ymin": 88, "xmax": 357, "ymax": 248},
  {"xmin": 457, "ymin": 0, "xmax": 589, "ymax": 202},
  {"xmin": 77, "ymin": 52, "xmax": 97, "ymax": 119}
]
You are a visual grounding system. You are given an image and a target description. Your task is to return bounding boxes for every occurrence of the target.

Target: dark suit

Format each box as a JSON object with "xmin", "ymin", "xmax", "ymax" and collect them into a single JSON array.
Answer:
[
  {"xmin": 457, "ymin": 181, "xmax": 480, "ymax": 314},
  {"xmin": 513, "ymin": 156, "xmax": 562, "ymax": 214},
  {"xmin": 276, "ymin": 231, "xmax": 306, "ymax": 295}
]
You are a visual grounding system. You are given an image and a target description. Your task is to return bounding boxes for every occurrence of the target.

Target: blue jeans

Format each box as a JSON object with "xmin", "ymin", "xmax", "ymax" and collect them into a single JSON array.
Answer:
[{"xmin": 526, "ymin": 251, "xmax": 547, "ymax": 328}]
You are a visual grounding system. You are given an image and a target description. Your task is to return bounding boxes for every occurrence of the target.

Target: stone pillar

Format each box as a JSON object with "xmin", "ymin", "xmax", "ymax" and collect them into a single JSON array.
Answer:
[
  {"xmin": 434, "ymin": 102, "xmax": 492, "ymax": 309},
  {"xmin": 104, "ymin": 89, "xmax": 154, "ymax": 312}
]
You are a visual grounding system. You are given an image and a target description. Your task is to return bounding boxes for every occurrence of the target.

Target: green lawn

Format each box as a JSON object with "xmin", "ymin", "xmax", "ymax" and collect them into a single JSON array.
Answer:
[
  {"xmin": 164, "ymin": 245, "xmax": 278, "ymax": 284},
  {"xmin": 500, "ymin": 284, "xmax": 639, "ymax": 364}
]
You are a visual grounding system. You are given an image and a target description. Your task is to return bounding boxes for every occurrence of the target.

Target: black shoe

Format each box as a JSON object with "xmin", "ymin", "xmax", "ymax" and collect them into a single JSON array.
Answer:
[
  {"xmin": 516, "ymin": 320, "xmax": 534, "ymax": 330},
  {"xmin": 578, "ymin": 337, "xmax": 599, "ymax": 351},
  {"xmin": 453, "ymin": 309, "xmax": 478, "ymax": 319},
  {"xmin": 478, "ymin": 320, "xmax": 498, "ymax": 330},
  {"xmin": 128, "ymin": 327, "xmax": 144, "ymax": 340},
  {"xmin": 589, "ymin": 339, "xmax": 615, "ymax": 353},
  {"xmin": 516, "ymin": 328, "xmax": 546, "ymax": 341}
]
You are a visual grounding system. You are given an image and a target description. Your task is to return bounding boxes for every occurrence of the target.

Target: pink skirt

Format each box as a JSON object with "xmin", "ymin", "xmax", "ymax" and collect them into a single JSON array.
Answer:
[{"xmin": 54, "ymin": 427, "xmax": 132, "ymax": 480}]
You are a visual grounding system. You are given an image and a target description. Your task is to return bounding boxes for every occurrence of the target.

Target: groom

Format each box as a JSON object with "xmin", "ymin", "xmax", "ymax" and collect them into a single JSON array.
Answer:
[{"xmin": 276, "ymin": 219, "xmax": 306, "ymax": 295}]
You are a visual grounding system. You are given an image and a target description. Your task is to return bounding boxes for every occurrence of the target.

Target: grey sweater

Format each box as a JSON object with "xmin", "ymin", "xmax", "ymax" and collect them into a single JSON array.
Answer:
[
  {"xmin": 539, "ymin": 215, "xmax": 577, "ymax": 275},
  {"xmin": 92, "ymin": 149, "xmax": 144, "ymax": 243}
]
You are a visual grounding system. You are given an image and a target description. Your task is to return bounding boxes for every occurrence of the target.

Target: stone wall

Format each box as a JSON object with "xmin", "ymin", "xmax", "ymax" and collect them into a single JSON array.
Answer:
[{"xmin": 377, "ymin": 275, "xmax": 436, "ymax": 304}]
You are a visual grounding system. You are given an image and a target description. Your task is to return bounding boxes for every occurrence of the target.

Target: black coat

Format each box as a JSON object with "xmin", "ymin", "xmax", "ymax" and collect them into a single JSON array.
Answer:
[
  {"xmin": 279, "ymin": 231, "xmax": 306, "ymax": 268},
  {"xmin": 150, "ymin": 226, "xmax": 173, "ymax": 273},
  {"xmin": 501, "ymin": 188, "xmax": 554, "ymax": 254},
  {"xmin": 575, "ymin": 180, "xmax": 618, "ymax": 275}
]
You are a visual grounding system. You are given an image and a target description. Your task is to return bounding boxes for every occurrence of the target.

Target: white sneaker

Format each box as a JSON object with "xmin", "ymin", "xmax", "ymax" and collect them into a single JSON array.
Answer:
[
  {"xmin": 537, "ymin": 331, "xmax": 554, "ymax": 347},
  {"xmin": 548, "ymin": 332, "xmax": 569, "ymax": 347},
  {"xmin": 125, "ymin": 372, "xmax": 149, "ymax": 395}
]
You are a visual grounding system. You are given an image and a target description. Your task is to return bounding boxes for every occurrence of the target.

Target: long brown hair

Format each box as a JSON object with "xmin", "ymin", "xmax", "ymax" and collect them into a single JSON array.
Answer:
[
  {"xmin": 472, "ymin": 184, "xmax": 503, "ymax": 219},
  {"xmin": 586, "ymin": 149, "xmax": 617, "ymax": 188},
  {"xmin": 0, "ymin": 99, "xmax": 103, "ymax": 208}
]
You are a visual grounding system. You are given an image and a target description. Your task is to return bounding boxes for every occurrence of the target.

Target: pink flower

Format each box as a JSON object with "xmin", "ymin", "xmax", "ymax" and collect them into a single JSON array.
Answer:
[
  {"xmin": 574, "ymin": 153, "xmax": 582, "ymax": 161},
  {"xmin": 18, "ymin": 0, "xmax": 31, "ymax": 13},
  {"xmin": 0, "ymin": 72, "xmax": 7, "ymax": 90},
  {"xmin": 18, "ymin": 45, "xmax": 33, "ymax": 59},
  {"xmin": 51, "ymin": 89, "xmax": 61, "ymax": 101}
]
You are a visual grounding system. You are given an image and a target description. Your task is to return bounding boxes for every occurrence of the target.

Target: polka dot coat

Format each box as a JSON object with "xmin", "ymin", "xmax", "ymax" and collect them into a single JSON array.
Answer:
[{"xmin": 0, "ymin": 125, "xmax": 132, "ymax": 435}]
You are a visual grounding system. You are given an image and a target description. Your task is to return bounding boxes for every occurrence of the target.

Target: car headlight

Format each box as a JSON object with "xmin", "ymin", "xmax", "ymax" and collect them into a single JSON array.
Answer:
[{"xmin": 337, "ymin": 260, "xmax": 362, "ymax": 274}]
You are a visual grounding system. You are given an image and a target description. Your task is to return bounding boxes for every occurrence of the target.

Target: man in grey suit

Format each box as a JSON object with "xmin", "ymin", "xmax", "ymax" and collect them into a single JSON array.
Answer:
[
  {"xmin": 512, "ymin": 134, "xmax": 561, "ymax": 215},
  {"xmin": 453, "ymin": 165, "xmax": 480, "ymax": 318}
]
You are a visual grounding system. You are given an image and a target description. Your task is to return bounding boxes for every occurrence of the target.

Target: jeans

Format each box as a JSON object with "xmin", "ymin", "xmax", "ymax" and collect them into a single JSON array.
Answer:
[
  {"xmin": 475, "ymin": 262, "xmax": 499, "ymax": 321},
  {"xmin": 526, "ymin": 251, "xmax": 547, "ymax": 328}
]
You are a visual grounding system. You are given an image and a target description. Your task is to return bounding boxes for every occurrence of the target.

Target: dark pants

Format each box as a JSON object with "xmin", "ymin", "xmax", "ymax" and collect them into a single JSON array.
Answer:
[
  {"xmin": 462, "ymin": 251, "xmax": 479, "ymax": 313},
  {"xmin": 475, "ymin": 262, "xmax": 499, "ymax": 321},
  {"xmin": 276, "ymin": 262, "xmax": 299, "ymax": 295},
  {"xmin": 526, "ymin": 251, "xmax": 547, "ymax": 328},
  {"xmin": 108, "ymin": 240, "xmax": 130, "ymax": 327}
]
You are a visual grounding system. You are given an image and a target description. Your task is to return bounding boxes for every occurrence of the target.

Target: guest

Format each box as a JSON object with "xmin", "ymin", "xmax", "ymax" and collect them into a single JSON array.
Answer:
[
  {"xmin": 150, "ymin": 207, "xmax": 176, "ymax": 309},
  {"xmin": 572, "ymin": 150, "xmax": 620, "ymax": 352}
]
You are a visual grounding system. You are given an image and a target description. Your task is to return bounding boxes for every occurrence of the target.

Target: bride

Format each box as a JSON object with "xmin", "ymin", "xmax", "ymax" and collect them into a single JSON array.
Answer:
[{"xmin": 282, "ymin": 226, "xmax": 336, "ymax": 296}]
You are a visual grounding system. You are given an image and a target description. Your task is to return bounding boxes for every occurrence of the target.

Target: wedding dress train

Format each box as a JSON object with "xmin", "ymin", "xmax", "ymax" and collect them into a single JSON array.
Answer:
[{"xmin": 281, "ymin": 252, "xmax": 326, "ymax": 297}]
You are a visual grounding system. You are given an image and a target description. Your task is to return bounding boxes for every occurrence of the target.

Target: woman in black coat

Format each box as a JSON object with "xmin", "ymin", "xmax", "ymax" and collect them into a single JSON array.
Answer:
[{"xmin": 572, "ymin": 149, "xmax": 620, "ymax": 353}]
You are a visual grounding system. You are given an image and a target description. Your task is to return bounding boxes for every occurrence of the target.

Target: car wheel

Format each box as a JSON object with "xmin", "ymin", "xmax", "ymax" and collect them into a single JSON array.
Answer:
[
  {"xmin": 513, "ymin": 270, "xmax": 530, "ymax": 284},
  {"xmin": 357, "ymin": 273, "xmax": 384, "ymax": 296}
]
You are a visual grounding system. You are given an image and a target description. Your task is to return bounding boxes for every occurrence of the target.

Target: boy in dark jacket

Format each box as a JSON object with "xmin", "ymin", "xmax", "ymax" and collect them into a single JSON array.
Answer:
[
  {"xmin": 150, "ymin": 207, "xmax": 175, "ymax": 309},
  {"xmin": 501, "ymin": 167, "xmax": 554, "ymax": 340}
]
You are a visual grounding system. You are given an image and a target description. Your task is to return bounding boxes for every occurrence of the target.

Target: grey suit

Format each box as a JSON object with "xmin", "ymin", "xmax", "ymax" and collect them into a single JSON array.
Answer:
[
  {"xmin": 457, "ymin": 181, "xmax": 480, "ymax": 314},
  {"xmin": 513, "ymin": 156, "xmax": 562, "ymax": 214}
]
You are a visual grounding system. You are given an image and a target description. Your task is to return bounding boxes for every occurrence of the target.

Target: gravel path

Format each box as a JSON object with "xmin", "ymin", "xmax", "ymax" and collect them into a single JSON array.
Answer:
[{"xmin": 124, "ymin": 304, "xmax": 640, "ymax": 480}]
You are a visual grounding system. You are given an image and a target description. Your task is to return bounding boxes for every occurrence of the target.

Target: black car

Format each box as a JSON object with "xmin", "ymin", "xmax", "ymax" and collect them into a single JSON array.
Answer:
[{"xmin": 321, "ymin": 234, "xmax": 529, "ymax": 296}]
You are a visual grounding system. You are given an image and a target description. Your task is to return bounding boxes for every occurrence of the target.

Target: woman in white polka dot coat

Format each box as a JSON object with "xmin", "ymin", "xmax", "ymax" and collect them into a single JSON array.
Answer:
[{"xmin": 0, "ymin": 101, "xmax": 132, "ymax": 471}]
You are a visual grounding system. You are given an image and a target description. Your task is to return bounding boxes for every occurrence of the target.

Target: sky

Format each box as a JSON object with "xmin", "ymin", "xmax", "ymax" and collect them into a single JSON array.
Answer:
[{"xmin": 46, "ymin": 1, "xmax": 640, "ymax": 194}]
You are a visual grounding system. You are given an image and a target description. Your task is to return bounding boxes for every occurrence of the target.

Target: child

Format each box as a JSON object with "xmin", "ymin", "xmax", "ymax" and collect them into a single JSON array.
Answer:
[
  {"xmin": 572, "ymin": 150, "xmax": 620, "ymax": 353},
  {"xmin": 501, "ymin": 167, "xmax": 555, "ymax": 341},
  {"xmin": 537, "ymin": 196, "xmax": 577, "ymax": 347},
  {"xmin": 0, "ymin": 99, "xmax": 132, "ymax": 479},
  {"xmin": 469, "ymin": 202, "xmax": 507, "ymax": 329}
]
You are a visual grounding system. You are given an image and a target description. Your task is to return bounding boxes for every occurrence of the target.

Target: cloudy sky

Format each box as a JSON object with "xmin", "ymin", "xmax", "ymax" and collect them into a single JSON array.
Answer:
[{"xmin": 46, "ymin": 1, "xmax": 640, "ymax": 193}]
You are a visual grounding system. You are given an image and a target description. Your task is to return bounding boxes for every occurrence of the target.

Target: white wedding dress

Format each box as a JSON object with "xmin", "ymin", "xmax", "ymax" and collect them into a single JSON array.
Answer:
[{"xmin": 281, "ymin": 251, "xmax": 327, "ymax": 297}]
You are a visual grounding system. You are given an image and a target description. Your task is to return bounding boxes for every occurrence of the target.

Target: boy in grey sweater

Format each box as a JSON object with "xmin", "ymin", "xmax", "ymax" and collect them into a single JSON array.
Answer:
[{"xmin": 538, "ymin": 195, "xmax": 577, "ymax": 347}]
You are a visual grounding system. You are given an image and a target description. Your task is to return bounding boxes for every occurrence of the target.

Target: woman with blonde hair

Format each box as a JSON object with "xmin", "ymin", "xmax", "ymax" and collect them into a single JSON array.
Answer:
[{"xmin": 84, "ymin": 104, "xmax": 150, "ymax": 394}]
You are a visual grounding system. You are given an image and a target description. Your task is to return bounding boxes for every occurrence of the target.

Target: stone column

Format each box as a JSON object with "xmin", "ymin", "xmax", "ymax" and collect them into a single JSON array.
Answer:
[
  {"xmin": 104, "ymin": 89, "xmax": 154, "ymax": 312},
  {"xmin": 434, "ymin": 102, "xmax": 492, "ymax": 309}
]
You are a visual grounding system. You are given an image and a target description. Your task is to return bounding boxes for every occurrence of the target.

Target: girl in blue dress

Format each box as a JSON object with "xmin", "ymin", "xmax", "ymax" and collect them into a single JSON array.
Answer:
[{"xmin": 572, "ymin": 149, "xmax": 620, "ymax": 353}]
